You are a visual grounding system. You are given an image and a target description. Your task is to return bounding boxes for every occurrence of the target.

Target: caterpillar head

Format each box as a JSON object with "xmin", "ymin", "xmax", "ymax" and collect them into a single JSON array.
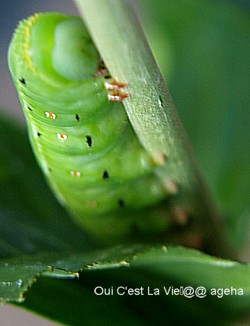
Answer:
[{"xmin": 8, "ymin": 13, "xmax": 99, "ymax": 86}]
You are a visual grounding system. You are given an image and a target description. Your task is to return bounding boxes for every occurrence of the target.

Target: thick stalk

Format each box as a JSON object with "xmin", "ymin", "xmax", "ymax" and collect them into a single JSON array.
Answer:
[{"xmin": 74, "ymin": 0, "xmax": 231, "ymax": 256}]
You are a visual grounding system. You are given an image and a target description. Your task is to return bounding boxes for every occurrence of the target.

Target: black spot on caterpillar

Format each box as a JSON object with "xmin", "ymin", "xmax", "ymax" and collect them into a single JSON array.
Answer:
[
  {"xmin": 102, "ymin": 170, "xmax": 109, "ymax": 180},
  {"xmin": 19, "ymin": 77, "xmax": 26, "ymax": 85},
  {"xmin": 8, "ymin": 13, "xmax": 174, "ymax": 244},
  {"xmin": 86, "ymin": 135, "xmax": 92, "ymax": 148}
]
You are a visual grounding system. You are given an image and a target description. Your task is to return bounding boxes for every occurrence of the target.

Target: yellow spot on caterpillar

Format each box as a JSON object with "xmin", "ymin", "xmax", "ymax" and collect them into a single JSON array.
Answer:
[
  {"xmin": 24, "ymin": 27, "xmax": 30, "ymax": 37},
  {"xmin": 70, "ymin": 171, "xmax": 81, "ymax": 177},
  {"xmin": 171, "ymin": 207, "xmax": 189, "ymax": 225},
  {"xmin": 163, "ymin": 180, "xmax": 178, "ymax": 194},
  {"xmin": 57, "ymin": 133, "xmax": 68, "ymax": 141},
  {"xmin": 152, "ymin": 152, "xmax": 167, "ymax": 166},
  {"xmin": 86, "ymin": 201, "xmax": 97, "ymax": 208},
  {"xmin": 27, "ymin": 14, "xmax": 39, "ymax": 26},
  {"xmin": 22, "ymin": 13, "xmax": 40, "ymax": 73},
  {"xmin": 45, "ymin": 112, "xmax": 56, "ymax": 119}
]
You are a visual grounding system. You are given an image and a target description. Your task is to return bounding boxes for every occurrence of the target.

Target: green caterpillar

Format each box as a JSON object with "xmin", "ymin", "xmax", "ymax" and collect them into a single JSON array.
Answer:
[{"xmin": 8, "ymin": 13, "xmax": 174, "ymax": 244}]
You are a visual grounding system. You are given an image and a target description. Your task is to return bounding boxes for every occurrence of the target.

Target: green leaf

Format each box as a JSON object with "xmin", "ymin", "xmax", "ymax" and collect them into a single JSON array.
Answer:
[
  {"xmin": 0, "ymin": 245, "xmax": 145, "ymax": 303},
  {"xmin": 18, "ymin": 247, "xmax": 250, "ymax": 325}
]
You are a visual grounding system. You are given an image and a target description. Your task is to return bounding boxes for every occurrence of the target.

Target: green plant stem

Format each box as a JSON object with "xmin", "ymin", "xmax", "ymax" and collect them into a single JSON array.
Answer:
[{"xmin": 74, "ymin": 0, "xmax": 232, "ymax": 257}]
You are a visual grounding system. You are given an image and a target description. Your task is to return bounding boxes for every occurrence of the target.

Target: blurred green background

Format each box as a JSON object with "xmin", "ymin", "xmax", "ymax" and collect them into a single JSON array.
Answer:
[{"xmin": 137, "ymin": 0, "xmax": 250, "ymax": 249}]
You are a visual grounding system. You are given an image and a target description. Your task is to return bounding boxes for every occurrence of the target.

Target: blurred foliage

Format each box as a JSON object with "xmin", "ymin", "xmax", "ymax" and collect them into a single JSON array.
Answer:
[{"xmin": 137, "ymin": 0, "xmax": 250, "ymax": 247}]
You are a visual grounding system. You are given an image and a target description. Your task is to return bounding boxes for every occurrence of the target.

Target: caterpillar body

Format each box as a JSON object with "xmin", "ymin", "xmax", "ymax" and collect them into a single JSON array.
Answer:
[{"xmin": 8, "ymin": 13, "xmax": 174, "ymax": 243}]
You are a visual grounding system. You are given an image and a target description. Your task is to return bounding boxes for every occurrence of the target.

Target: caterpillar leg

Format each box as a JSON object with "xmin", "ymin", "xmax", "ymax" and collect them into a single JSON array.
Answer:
[
  {"xmin": 104, "ymin": 79, "xmax": 127, "ymax": 90},
  {"xmin": 105, "ymin": 79, "xmax": 129, "ymax": 101},
  {"xmin": 107, "ymin": 89, "xmax": 129, "ymax": 102},
  {"xmin": 95, "ymin": 66, "xmax": 129, "ymax": 101}
]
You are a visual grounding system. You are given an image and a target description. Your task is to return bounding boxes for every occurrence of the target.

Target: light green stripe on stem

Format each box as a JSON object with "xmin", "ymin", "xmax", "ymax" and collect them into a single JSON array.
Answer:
[{"xmin": 74, "ymin": 0, "xmax": 231, "ymax": 256}]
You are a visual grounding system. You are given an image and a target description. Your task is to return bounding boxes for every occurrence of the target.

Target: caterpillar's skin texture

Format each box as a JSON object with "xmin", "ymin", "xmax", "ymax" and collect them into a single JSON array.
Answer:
[{"xmin": 8, "ymin": 13, "xmax": 172, "ymax": 243}]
